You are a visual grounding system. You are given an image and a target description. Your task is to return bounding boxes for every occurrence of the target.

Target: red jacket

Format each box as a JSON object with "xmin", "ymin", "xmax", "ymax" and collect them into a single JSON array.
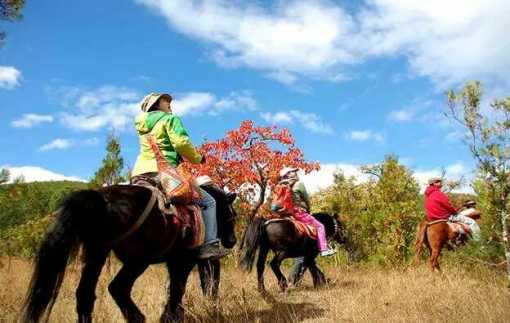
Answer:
[{"xmin": 424, "ymin": 185, "xmax": 458, "ymax": 221}]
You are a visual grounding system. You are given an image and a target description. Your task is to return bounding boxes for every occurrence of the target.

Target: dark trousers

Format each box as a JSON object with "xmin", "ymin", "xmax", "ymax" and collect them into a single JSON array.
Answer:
[{"xmin": 289, "ymin": 257, "xmax": 306, "ymax": 285}]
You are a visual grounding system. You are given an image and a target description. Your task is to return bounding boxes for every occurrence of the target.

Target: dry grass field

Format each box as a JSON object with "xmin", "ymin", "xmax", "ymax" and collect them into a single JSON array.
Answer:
[{"xmin": 1, "ymin": 256, "xmax": 509, "ymax": 322}]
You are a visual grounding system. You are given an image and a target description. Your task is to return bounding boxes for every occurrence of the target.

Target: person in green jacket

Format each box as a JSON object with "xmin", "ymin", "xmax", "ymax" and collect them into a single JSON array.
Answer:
[{"xmin": 131, "ymin": 92, "xmax": 228, "ymax": 260}]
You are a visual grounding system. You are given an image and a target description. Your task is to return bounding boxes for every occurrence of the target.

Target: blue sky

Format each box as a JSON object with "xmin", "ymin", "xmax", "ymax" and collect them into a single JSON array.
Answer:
[{"xmin": 1, "ymin": 0, "xmax": 509, "ymax": 192}]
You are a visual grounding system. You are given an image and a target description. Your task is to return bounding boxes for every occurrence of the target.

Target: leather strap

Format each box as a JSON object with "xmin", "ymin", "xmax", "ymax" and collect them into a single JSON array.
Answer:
[
  {"xmin": 110, "ymin": 190, "xmax": 157, "ymax": 245},
  {"xmin": 427, "ymin": 219, "xmax": 448, "ymax": 226}
]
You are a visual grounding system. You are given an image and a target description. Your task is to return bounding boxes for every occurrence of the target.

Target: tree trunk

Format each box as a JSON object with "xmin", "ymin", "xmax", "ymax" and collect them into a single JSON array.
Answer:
[
  {"xmin": 250, "ymin": 182, "xmax": 266, "ymax": 218},
  {"xmin": 501, "ymin": 208, "xmax": 510, "ymax": 286}
]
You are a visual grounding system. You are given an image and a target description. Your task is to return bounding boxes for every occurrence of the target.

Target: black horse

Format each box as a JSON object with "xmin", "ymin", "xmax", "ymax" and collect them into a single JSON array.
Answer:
[
  {"xmin": 20, "ymin": 184, "xmax": 237, "ymax": 323},
  {"xmin": 240, "ymin": 213, "xmax": 345, "ymax": 295}
]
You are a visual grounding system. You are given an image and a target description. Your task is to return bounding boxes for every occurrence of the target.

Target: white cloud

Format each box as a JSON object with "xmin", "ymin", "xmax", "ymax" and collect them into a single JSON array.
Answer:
[
  {"xmin": 346, "ymin": 130, "xmax": 384, "ymax": 143},
  {"xmin": 0, "ymin": 66, "xmax": 22, "ymax": 89},
  {"xmin": 137, "ymin": 0, "xmax": 510, "ymax": 88},
  {"xmin": 388, "ymin": 109, "xmax": 415, "ymax": 122},
  {"xmin": 260, "ymin": 109, "xmax": 334, "ymax": 135},
  {"xmin": 173, "ymin": 91, "xmax": 257, "ymax": 116},
  {"xmin": 300, "ymin": 163, "xmax": 369, "ymax": 193},
  {"xmin": 39, "ymin": 138, "xmax": 74, "ymax": 151},
  {"xmin": 261, "ymin": 111, "xmax": 293, "ymax": 124},
  {"xmin": 53, "ymin": 85, "xmax": 256, "ymax": 131},
  {"xmin": 359, "ymin": 0, "xmax": 510, "ymax": 88},
  {"xmin": 1, "ymin": 165, "xmax": 84, "ymax": 183},
  {"xmin": 55, "ymin": 85, "xmax": 141, "ymax": 132},
  {"xmin": 414, "ymin": 162, "xmax": 474, "ymax": 193},
  {"xmin": 11, "ymin": 114, "xmax": 54, "ymax": 128},
  {"xmin": 136, "ymin": 0, "xmax": 359, "ymax": 84},
  {"xmin": 84, "ymin": 137, "xmax": 100, "ymax": 146},
  {"xmin": 300, "ymin": 161, "xmax": 473, "ymax": 194}
]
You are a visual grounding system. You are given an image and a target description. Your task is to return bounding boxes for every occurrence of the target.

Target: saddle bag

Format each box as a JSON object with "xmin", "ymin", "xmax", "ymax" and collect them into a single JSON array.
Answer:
[{"xmin": 146, "ymin": 134, "xmax": 201, "ymax": 205}]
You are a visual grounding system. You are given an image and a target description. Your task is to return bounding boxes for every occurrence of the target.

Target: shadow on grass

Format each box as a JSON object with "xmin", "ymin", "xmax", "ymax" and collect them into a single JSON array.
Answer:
[
  {"xmin": 189, "ymin": 301, "xmax": 325, "ymax": 323},
  {"xmin": 292, "ymin": 279, "xmax": 361, "ymax": 292}
]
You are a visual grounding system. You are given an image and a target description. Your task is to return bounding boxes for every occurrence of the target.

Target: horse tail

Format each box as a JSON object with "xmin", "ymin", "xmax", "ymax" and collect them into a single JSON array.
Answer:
[
  {"xmin": 239, "ymin": 216, "xmax": 265, "ymax": 272},
  {"xmin": 21, "ymin": 190, "xmax": 108, "ymax": 323},
  {"xmin": 413, "ymin": 220, "xmax": 428, "ymax": 265}
]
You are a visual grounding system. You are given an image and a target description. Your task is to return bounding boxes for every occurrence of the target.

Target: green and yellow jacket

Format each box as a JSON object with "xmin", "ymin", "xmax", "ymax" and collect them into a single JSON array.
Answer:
[{"xmin": 132, "ymin": 111, "xmax": 202, "ymax": 177}]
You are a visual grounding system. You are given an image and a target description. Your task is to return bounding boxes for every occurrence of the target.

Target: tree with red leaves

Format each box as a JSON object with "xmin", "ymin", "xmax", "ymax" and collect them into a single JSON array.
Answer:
[{"xmin": 190, "ymin": 120, "xmax": 319, "ymax": 218}]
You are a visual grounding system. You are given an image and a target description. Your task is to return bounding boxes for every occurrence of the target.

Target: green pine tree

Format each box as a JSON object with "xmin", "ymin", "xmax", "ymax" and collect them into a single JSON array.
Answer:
[
  {"xmin": 91, "ymin": 134, "xmax": 125, "ymax": 187},
  {"xmin": 0, "ymin": 168, "xmax": 9, "ymax": 184}
]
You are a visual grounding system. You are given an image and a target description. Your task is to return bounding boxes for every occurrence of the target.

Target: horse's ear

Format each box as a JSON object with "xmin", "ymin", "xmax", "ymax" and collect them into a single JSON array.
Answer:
[{"xmin": 227, "ymin": 192, "xmax": 237, "ymax": 203}]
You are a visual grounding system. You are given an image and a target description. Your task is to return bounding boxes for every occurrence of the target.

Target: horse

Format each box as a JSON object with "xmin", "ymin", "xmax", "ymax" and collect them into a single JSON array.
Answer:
[
  {"xmin": 414, "ymin": 211, "xmax": 480, "ymax": 271},
  {"xmin": 239, "ymin": 212, "xmax": 345, "ymax": 295},
  {"xmin": 20, "ymin": 183, "xmax": 238, "ymax": 323}
]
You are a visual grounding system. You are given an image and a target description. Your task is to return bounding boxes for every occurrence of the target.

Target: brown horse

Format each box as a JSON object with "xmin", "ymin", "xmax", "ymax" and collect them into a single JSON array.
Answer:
[
  {"xmin": 20, "ymin": 184, "xmax": 237, "ymax": 323},
  {"xmin": 414, "ymin": 211, "xmax": 480, "ymax": 271}
]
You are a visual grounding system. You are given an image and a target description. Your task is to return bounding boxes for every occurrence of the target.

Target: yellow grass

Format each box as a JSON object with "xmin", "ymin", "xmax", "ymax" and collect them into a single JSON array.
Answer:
[{"xmin": 1, "ymin": 257, "xmax": 509, "ymax": 322}]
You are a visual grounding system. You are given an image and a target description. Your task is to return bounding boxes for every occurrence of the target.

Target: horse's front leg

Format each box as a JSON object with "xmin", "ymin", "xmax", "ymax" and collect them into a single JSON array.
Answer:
[
  {"xmin": 257, "ymin": 245, "xmax": 270, "ymax": 295},
  {"xmin": 108, "ymin": 263, "xmax": 148, "ymax": 323},
  {"xmin": 198, "ymin": 259, "xmax": 220, "ymax": 299},
  {"xmin": 161, "ymin": 257, "xmax": 196, "ymax": 323},
  {"xmin": 270, "ymin": 252, "xmax": 288, "ymax": 292}
]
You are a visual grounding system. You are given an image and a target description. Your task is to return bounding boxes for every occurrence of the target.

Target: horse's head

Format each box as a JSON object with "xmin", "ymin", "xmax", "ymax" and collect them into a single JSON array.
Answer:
[
  {"xmin": 202, "ymin": 185, "xmax": 238, "ymax": 249},
  {"xmin": 313, "ymin": 212, "xmax": 346, "ymax": 244}
]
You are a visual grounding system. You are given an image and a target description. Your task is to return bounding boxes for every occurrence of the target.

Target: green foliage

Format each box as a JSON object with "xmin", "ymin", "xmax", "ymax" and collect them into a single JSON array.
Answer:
[
  {"xmin": 0, "ymin": 0, "xmax": 25, "ymax": 43},
  {"xmin": 0, "ymin": 215, "xmax": 53, "ymax": 257},
  {"xmin": 90, "ymin": 133, "xmax": 125, "ymax": 187},
  {"xmin": 446, "ymin": 81, "xmax": 510, "ymax": 280},
  {"xmin": 0, "ymin": 181, "xmax": 87, "ymax": 257},
  {"xmin": 0, "ymin": 0, "xmax": 24, "ymax": 20},
  {"xmin": 312, "ymin": 155, "xmax": 422, "ymax": 266}
]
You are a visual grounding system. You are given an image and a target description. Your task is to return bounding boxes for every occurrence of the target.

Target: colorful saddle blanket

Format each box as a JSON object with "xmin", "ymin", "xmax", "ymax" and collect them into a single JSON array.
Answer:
[
  {"xmin": 265, "ymin": 217, "xmax": 317, "ymax": 240},
  {"xmin": 131, "ymin": 173, "xmax": 205, "ymax": 249}
]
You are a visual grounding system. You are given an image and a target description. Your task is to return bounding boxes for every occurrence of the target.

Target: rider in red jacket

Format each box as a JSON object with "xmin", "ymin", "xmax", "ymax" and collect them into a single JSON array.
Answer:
[{"xmin": 424, "ymin": 177, "xmax": 458, "ymax": 221}]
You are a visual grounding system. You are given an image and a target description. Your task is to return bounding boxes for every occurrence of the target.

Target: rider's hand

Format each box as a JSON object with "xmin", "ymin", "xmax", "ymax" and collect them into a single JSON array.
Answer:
[{"xmin": 200, "ymin": 155, "xmax": 206, "ymax": 164}]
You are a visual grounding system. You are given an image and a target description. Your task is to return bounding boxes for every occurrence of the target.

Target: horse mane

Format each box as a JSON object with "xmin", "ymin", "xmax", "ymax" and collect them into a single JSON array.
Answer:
[{"xmin": 312, "ymin": 212, "xmax": 337, "ymax": 237}]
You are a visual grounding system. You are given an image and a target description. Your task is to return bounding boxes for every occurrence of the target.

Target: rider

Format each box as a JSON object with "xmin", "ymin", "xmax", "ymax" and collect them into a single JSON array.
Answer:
[
  {"xmin": 278, "ymin": 167, "xmax": 336, "ymax": 257},
  {"xmin": 454, "ymin": 199, "xmax": 481, "ymax": 240},
  {"xmin": 131, "ymin": 92, "xmax": 229, "ymax": 259},
  {"xmin": 424, "ymin": 176, "xmax": 480, "ymax": 241}
]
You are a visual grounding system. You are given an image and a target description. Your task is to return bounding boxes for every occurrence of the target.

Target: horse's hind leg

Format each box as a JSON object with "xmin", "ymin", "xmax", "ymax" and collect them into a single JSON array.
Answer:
[
  {"xmin": 161, "ymin": 258, "xmax": 196, "ymax": 323},
  {"xmin": 76, "ymin": 247, "xmax": 109, "ymax": 323},
  {"xmin": 108, "ymin": 263, "xmax": 148, "ymax": 323},
  {"xmin": 305, "ymin": 257, "xmax": 326, "ymax": 287},
  {"xmin": 428, "ymin": 231, "xmax": 444, "ymax": 272},
  {"xmin": 270, "ymin": 252, "xmax": 288, "ymax": 292},
  {"xmin": 257, "ymin": 245, "xmax": 270, "ymax": 295}
]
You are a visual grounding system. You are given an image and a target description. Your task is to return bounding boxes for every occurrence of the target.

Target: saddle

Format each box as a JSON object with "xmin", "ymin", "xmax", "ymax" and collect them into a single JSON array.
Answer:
[
  {"xmin": 131, "ymin": 173, "xmax": 205, "ymax": 249},
  {"xmin": 265, "ymin": 217, "xmax": 317, "ymax": 240},
  {"xmin": 427, "ymin": 219, "xmax": 471, "ymax": 242}
]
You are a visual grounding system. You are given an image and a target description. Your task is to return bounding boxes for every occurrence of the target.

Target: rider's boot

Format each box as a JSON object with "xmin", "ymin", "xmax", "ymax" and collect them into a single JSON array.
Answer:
[
  {"xmin": 320, "ymin": 247, "xmax": 337, "ymax": 257},
  {"xmin": 197, "ymin": 241, "xmax": 229, "ymax": 260}
]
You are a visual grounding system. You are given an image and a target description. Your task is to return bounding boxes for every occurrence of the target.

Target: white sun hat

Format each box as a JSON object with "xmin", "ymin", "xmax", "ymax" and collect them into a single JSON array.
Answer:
[
  {"xmin": 279, "ymin": 167, "xmax": 299, "ymax": 178},
  {"xmin": 139, "ymin": 92, "xmax": 172, "ymax": 112}
]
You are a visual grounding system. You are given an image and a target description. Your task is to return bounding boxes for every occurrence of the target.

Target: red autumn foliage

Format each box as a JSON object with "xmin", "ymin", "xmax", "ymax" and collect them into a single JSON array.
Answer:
[{"xmin": 188, "ymin": 120, "xmax": 319, "ymax": 218}]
